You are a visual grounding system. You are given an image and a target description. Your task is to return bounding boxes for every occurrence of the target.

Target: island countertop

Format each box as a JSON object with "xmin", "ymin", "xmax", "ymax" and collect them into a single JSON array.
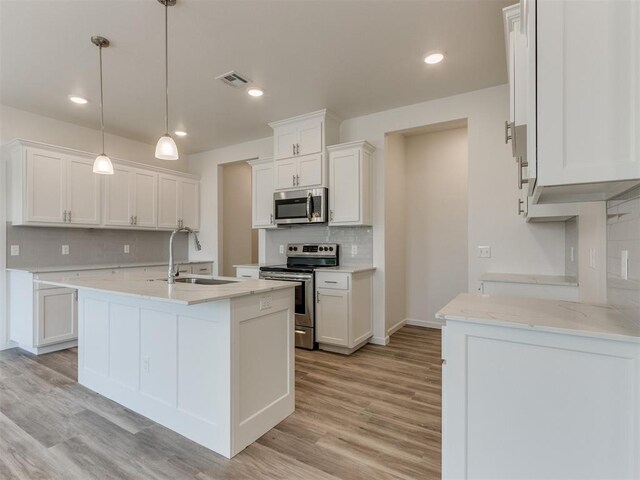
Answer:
[
  {"xmin": 37, "ymin": 271, "xmax": 297, "ymax": 305},
  {"xmin": 437, "ymin": 293, "xmax": 640, "ymax": 343}
]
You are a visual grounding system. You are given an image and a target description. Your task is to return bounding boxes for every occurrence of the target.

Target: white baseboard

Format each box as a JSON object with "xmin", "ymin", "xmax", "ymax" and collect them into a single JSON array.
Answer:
[
  {"xmin": 405, "ymin": 318, "xmax": 444, "ymax": 330},
  {"xmin": 369, "ymin": 335, "xmax": 389, "ymax": 346},
  {"xmin": 0, "ymin": 340, "xmax": 17, "ymax": 352},
  {"xmin": 386, "ymin": 318, "xmax": 406, "ymax": 336}
]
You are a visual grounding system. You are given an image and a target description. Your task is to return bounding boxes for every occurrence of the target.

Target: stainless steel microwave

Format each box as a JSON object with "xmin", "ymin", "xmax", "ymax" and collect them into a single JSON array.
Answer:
[{"xmin": 274, "ymin": 188, "xmax": 327, "ymax": 225}]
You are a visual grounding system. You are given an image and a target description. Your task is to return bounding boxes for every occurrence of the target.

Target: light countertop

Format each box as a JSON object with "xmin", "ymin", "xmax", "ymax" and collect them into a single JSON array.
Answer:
[
  {"xmin": 480, "ymin": 272, "xmax": 578, "ymax": 287},
  {"xmin": 37, "ymin": 271, "xmax": 296, "ymax": 306},
  {"xmin": 8, "ymin": 260, "xmax": 214, "ymax": 274},
  {"xmin": 437, "ymin": 293, "xmax": 640, "ymax": 343}
]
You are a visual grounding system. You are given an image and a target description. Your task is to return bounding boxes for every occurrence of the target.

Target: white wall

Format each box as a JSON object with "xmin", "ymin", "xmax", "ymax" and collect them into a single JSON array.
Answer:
[
  {"xmin": 404, "ymin": 127, "xmax": 468, "ymax": 328},
  {"xmin": 383, "ymin": 134, "xmax": 406, "ymax": 336},
  {"xmin": 341, "ymin": 84, "xmax": 566, "ymax": 340},
  {"xmin": 187, "ymin": 137, "xmax": 272, "ymax": 275},
  {"xmin": 0, "ymin": 104, "xmax": 188, "ymax": 350}
]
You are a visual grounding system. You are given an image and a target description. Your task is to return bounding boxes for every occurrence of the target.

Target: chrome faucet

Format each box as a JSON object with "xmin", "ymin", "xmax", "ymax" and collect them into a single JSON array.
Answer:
[{"xmin": 168, "ymin": 226, "xmax": 202, "ymax": 284}]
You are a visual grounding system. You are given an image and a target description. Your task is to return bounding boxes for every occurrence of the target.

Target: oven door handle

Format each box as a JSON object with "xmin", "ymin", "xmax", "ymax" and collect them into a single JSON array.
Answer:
[
  {"xmin": 260, "ymin": 273, "xmax": 312, "ymax": 282},
  {"xmin": 306, "ymin": 192, "xmax": 313, "ymax": 221}
]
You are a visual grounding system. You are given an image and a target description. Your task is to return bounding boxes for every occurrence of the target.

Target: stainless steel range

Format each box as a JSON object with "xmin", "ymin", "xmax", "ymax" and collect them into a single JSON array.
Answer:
[{"xmin": 259, "ymin": 243, "xmax": 339, "ymax": 349}]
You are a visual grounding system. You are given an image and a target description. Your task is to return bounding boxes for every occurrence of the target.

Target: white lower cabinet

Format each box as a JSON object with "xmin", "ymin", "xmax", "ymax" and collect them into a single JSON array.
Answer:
[
  {"xmin": 442, "ymin": 320, "xmax": 640, "ymax": 479},
  {"xmin": 235, "ymin": 266, "xmax": 260, "ymax": 279},
  {"xmin": 37, "ymin": 287, "xmax": 77, "ymax": 347},
  {"xmin": 315, "ymin": 270, "xmax": 373, "ymax": 354}
]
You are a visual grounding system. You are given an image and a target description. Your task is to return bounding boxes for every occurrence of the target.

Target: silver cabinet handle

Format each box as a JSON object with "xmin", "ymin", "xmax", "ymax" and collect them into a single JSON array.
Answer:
[
  {"xmin": 134, "ymin": 215, "xmax": 138, "ymax": 225},
  {"xmin": 316, "ymin": 291, "xmax": 320, "ymax": 303},
  {"xmin": 241, "ymin": 275, "xmax": 252, "ymax": 278},
  {"xmin": 517, "ymin": 157, "xmax": 529, "ymax": 190},
  {"xmin": 296, "ymin": 143, "xmax": 300, "ymax": 155},
  {"xmin": 270, "ymin": 213, "xmax": 274, "ymax": 224},
  {"xmin": 329, "ymin": 210, "xmax": 334, "ymax": 222},
  {"xmin": 294, "ymin": 329, "xmax": 306, "ymax": 335},
  {"xmin": 292, "ymin": 144, "xmax": 295, "ymax": 156},
  {"xmin": 505, "ymin": 121, "xmax": 512, "ymax": 144},
  {"xmin": 63, "ymin": 210, "xmax": 68, "ymax": 222},
  {"xmin": 292, "ymin": 174, "xmax": 296, "ymax": 186},
  {"xmin": 68, "ymin": 211, "xmax": 71, "ymax": 222},
  {"xmin": 518, "ymin": 198, "xmax": 525, "ymax": 215},
  {"xmin": 324, "ymin": 280, "xmax": 338, "ymax": 284},
  {"xmin": 296, "ymin": 174, "xmax": 300, "ymax": 185},
  {"xmin": 130, "ymin": 216, "xmax": 134, "ymax": 225}
]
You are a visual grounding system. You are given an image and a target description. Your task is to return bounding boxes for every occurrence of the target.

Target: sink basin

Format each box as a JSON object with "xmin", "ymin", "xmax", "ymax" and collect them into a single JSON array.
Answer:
[{"xmin": 173, "ymin": 277, "xmax": 238, "ymax": 286}]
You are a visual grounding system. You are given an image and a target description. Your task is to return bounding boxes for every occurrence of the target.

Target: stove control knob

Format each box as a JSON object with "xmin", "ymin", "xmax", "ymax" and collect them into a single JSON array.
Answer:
[
  {"xmin": 293, "ymin": 246, "xmax": 298, "ymax": 251},
  {"xmin": 288, "ymin": 247, "xmax": 293, "ymax": 251},
  {"xmin": 329, "ymin": 247, "xmax": 334, "ymax": 251}
]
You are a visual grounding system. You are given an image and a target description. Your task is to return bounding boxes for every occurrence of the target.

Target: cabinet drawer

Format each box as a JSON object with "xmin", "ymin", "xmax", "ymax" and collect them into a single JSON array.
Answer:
[
  {"xmin": 316, "ymin": 272, "xmax": 349, "ymax": 290},
  {"xmin": 191, "ymin": 263, "xmax": 212, "ymax": 275},
  {"xmin": 236, "ymin": 267, "xmax": 259, "ymax": 279}
]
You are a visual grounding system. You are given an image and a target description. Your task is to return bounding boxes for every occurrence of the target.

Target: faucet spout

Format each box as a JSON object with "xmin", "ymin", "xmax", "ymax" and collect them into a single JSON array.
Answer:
[{"xmin": 168, "ymin": 226, "xmax": 202, "ymax": 284}]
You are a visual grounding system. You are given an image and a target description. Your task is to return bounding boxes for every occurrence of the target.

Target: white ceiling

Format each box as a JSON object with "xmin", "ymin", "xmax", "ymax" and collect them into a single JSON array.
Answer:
[{"xmin": 1, "ymin": 0, "xmax": 511, "ymax": 154}]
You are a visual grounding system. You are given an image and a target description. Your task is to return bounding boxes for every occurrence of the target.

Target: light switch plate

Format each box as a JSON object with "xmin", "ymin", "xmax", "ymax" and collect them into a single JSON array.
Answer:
[
  {"xmin": 279, "ymin": 245, "xmax": 284, "ymax": 254},
  {"xmin": 351, "ymin": 245, "xmax": 358, "ymax": 256},
  {"xmin": 478, "ymin": 246, "xmax": 491, "ymax": 258},
  {"xmin": 124, "ymin": 244, "xmax": 130, "ymax": 254},
  {"xmin": 62, "ymin": 245, "xmax": 69, "ymax": 255},
  {"xmin": 621, "ymin": 250, "xmax": 629, "ymax": 280},
  {"xmin": 10, "ymin": 245, "xmax": 19, "ymax": 256}
]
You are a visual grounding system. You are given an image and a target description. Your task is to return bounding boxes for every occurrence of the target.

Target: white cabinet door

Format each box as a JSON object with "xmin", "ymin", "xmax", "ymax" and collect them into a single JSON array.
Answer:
[
  {"xmin": 273, "ymin": 124, "xmax": 297, "ymax": 160},
  {"xmin": 158, "ymin": 174, "xmax": 180, "ymax": 229},
  {"xmin": 316, "ymin": 288, "xmax": 349, "ymax": 347},
  {"xmin": 132, "ymin": 170, "xmax": 157, "ymax": 228},
  {"xmin": 180, "ymin": 178, "xmax": 200, "ymax": 230},
  {"xmin": 537, "ymin": 0, "xmax": 640, "ymax": 186},
  {"xmin": 297, "ymin": 154, "xmax": 323, "ymax": 188},
  {"xmin": 25, "ymin": 148, "xmax": 67, "ymax": 223},
  {"xmin": 252, "ymin": 162, "xmax": 275, "ymax": 228},
  {"xmin": 297, "ymin": 118, "xmax": 323, "ymax": 156},
  {"xmin": 104, "ymin": 165, "xmax": 133, "ymax": 226},
  {"xmin": 36, "ymin": 287, "xmax": 77, "ymax": 346},
  {"xmin": 330, "ymin": 148, "xmax": 360, "ymax": 224},
  {"xmin": 275, "ymin": 159, "xmax": 298, "ymax": 190},
  {"xmin": 67, "ymin": 155, "xmax": 101, "ymax": 225}
]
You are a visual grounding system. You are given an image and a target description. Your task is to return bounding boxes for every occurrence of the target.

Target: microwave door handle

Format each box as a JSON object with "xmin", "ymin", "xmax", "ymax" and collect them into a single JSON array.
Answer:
[{"xmin": 306, "ymin": 193, "xmax": 313, "ymax": 221}]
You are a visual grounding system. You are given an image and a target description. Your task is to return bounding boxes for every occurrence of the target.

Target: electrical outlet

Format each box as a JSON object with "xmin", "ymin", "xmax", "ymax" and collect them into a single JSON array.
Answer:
[
  {"xmin": 260, "ymin": 296, "xmax": 273, "ymax": 310},
  {"xmin": 10, "ymin": 245, "xmax": 19, "ymax": 256},
  {"xmin": 351, "ymin": 245, "xmax": 358, "ymax": 256},
  {"xmin": 124, "ymin": 244, "xmax": 130, "ymax": 254},
  {"xmin": 62, "ymin": 245, "xmax": 69, "ymax": 255},
  {"xmin": 279, "ymin": 245, "xmax": 284, "ymax": 254},
  {"xmin": 621, "ymin": 250, "xmax": 629, "ymax": 280},
  {"xmin": 143, "ymin": 357, "xmax": 150, "ymax": 374},
  {"xmin": 478, "ymin": 246, "xmax": 491, "ymax": 258},
  {"xmin": 589, "ymin": 248, "xmax": 596, "ymax": 269}
]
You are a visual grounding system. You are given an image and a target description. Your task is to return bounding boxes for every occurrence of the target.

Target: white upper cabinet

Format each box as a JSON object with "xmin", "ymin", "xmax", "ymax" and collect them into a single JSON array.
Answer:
[
  {"xmin": 66, "ymin": 155, "xmax": 101, "ymax": 225},
  {"xmin": 534, "ymin": 0, "xmax": 640, "ymax": 201},
  {"xmin": 157, "ymin": 174, "xmax": 200, "ymax": 231},
  {"xmin": 328, "ymin": 141, "xmax": 374, "ymax": 226},
  {"xmin": 24, "ymin": 147, "xmax": 67, "ymax": 224},
  {"xmin": 104, "ymin": 165, "xmax": 133, "ymax": 227},
  {"xmin": 249, "ymin": 158, "xmax": 276, "ymax": 228},
  {"xmin": 269, "ymin": 110, "xmax": 340, "ymax": 191},
  {"xmin": 14, "ymin": 146, "xmax": 99, "ymax": 226},
  {"xmin": 6, "ymin": 139, "xmax": 199, "ymax": 230}
]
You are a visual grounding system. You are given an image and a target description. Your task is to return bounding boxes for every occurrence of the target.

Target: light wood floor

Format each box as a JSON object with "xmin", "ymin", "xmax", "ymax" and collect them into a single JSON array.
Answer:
[{"xmin": 0, "ymin": 326, "xmax": 441, "ymax": 479}]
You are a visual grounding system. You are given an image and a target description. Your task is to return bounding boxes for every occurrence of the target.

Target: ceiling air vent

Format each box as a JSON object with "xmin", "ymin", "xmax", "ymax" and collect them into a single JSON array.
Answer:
[{"xmin": 215, "ymin": 71, "xmax": 251, "ymax": 88}]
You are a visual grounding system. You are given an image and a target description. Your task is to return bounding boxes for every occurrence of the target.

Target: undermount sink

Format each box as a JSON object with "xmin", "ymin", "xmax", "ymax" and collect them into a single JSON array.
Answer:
[{"xmin": 173, "ymin": 277, "xmax": 238, "ymax": 286}]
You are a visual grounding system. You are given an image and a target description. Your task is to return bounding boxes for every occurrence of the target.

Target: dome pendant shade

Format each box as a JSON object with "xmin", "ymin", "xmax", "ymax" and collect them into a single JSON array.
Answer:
[
  {"xmin": 155, "ymin": 134, "xmax": 179, "ymax": 160},
  {"xmin": 93, "ymin": 154, "xmax": 114, "ymax": 175}
]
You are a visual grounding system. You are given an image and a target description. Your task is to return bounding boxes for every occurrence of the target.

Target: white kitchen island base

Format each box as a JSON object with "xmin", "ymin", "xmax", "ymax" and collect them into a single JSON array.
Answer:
[{"xmin": 77, "ymin": 287, "xmax": 294, "ymax": 459}]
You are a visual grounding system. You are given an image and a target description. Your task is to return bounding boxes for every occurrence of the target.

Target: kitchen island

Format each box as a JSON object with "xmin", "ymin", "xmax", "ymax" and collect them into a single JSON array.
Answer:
[
  {"xmin": 438, "ymin": 293, "xmax": 640, "ymax": 480},
  {"xmin": 38, "ymin": 271, "xmax": 296, "ymax": 459}
]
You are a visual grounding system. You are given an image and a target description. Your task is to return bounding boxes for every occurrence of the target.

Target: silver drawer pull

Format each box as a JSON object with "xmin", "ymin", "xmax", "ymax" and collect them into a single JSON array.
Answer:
[
  {"xmin": 295, "ymin": 329, "xmax": 307, "ymax": 335},
  {"xmin": 324, "ymin": 280, "xmax": 338, "ymax": 284},
  {"xmin": 241, "ymin": 275, "xmax": 252, "ymax": 278}
]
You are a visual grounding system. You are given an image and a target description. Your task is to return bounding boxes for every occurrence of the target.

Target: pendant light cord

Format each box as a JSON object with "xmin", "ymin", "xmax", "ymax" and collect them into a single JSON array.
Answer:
[
  {"xmin": 99, "ymin": 44, "xmax": 105, "ymax": 154},
  {"xmin": 164, "ymin": 1, "xmax": 169, "ymax": 135}
]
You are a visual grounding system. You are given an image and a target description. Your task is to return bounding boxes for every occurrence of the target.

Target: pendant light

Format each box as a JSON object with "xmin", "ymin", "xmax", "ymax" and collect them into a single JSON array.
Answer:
[
  {"xmin": 91, "ymin": 35, "xmax": 114, "ymax": 175},
  {"xmin": 155, "ymin": 0, "xmax": 179, "ymax": 160}
]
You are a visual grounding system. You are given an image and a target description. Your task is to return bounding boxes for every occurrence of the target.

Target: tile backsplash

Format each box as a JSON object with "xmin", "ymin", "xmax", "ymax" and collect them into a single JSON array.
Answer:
[
  {"xmin": 264, "ymin": 225, "xmax": 373, "ymax": 265},
  {"xmin": 6, "ymin": 223, "xmax": 188, "ymax": 270},
  {"xmin": 607, "ymin": 186, "xmax": 640, "ymax": 324}
]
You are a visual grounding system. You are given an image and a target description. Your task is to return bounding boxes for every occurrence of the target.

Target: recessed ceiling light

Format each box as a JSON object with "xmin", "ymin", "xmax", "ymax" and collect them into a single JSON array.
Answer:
[
  {"xmin": 69, "ymin": 95, "xmax": 88, "ymax": 104},
  {"xmin": 423, "ymin": 51, "xmax": 445, "ymax": 65},
  {"xmin": 247, "ymin": 87, "xmax": 264, "ymax": 97},
  {"xmin": 174, "ymin": 130, "xmax": 187, "ymax": 137}
]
